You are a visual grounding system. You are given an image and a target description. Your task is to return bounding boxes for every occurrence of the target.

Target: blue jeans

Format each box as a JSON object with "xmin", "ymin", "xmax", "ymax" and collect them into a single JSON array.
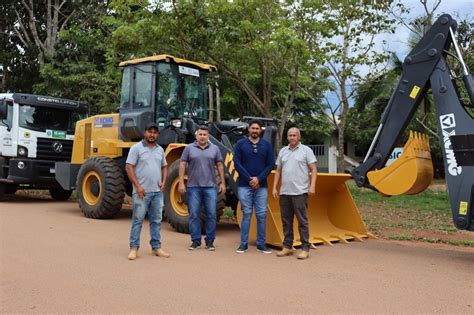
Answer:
[
  {"xmin": 129, "ymin": 192, "xmax": 163, "ymax": 250},
  {"xmin": 187, "ymin": 186, "xmax": 217, "ymax": 245},
  {"xmin": 238, "ymin": 186, "xmax": 268, "ymax": 247}
]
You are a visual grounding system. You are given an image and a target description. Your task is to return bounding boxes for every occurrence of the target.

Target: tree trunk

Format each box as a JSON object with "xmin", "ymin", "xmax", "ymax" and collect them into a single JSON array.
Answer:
[
  {"xmin": 16, "ymin": 0, "xmax": 75, "ymax": 66},
  {"xmin": 337, "ymin": 80, "xmax": 350, "ymax": 173},
  {"xmin": 262, "ymin": 63, "xmax": 272, "ymax": 117},
  {"xmin": 277, "ymin": 67, "xmax": 299, "ymax": 151}
]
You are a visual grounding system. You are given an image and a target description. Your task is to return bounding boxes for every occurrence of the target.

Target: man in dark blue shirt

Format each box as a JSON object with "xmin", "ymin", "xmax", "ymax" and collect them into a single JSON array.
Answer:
[{"xmin": 233, "ymin": 119, "xmax": 274, "ymax": 254}]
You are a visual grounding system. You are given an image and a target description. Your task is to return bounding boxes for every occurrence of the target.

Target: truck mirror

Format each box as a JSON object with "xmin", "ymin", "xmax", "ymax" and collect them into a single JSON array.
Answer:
[{"xmin": 0, "ymin": 99, "xmax": 7, "ymax": 120}]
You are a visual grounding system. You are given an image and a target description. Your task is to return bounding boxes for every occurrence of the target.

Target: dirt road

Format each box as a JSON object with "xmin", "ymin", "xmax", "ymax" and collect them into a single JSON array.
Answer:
[{"xmin": 1, "ymin": 195, "xmax": 473, "ymax": 314}]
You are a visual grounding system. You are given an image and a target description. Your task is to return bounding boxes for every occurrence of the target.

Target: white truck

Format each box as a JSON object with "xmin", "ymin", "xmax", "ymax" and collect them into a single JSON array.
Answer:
[{"xmin": 0, "ymin": 93, "xmax": 88, "ymax": 200}]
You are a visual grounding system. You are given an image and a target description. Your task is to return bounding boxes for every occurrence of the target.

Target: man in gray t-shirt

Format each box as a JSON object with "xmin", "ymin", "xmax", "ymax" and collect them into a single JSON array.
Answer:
[
  {"xmin": 178, "ymin": 126, "xmax": 225, "ymax": 251},
  {"xmin": 125, "ymin": 122, "xmax": 170, "ymax": 260},
  {"xmin": 272, "ymin": 127, "xmax": 317, "ymax": 260}
]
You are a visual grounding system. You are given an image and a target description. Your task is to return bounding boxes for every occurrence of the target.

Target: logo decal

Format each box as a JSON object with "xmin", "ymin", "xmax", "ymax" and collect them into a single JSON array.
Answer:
[
  {"xmin": 94, "ymin": 116, "xmax": 114, "ymax": 128},
  {"xmin": 439, "ymin": 113, "xmax": 461, "ymax": 176},
  {"xmin": 52, "ymin": 142, "xmax": 63, "ymax": 154},
  {"xmin": 440, "ymin": 114, "xmax": 456, "ymax": 129}
]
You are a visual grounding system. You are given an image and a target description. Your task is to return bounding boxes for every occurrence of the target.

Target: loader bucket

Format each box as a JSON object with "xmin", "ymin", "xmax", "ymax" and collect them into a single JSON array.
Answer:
[
  {"xmin": 367, "ymin": 132, "xmax": 433, "ymax": 196},
  {"xmin": 236, "ymin": 173, "xmax": 375, "ymax": 248}
]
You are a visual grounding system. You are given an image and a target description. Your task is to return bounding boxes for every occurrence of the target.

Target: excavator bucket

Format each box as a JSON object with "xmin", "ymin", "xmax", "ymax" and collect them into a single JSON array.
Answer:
[
  {"xmin": 237, "ymin": 173, "xmax": 375, "ymax": 248},
  {"xmin": 367, "ymin": 132, "xmax": 433, "ymax": 196}
]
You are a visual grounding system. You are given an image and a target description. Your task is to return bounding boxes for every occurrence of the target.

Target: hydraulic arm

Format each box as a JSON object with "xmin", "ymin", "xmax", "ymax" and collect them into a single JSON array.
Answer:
[{"xmin": 351, "ymin": 14, "xmax": 474, "ymax": 231}]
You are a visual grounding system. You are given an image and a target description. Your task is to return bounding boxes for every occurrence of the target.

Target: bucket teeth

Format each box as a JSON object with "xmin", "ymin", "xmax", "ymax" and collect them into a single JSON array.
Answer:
[
  {"xmin": 367, "ymin": 130, "xmax": 433, "ymax": 196},
  {"xmin": 346, "ymin": 233, "xmax": 364, "ymax": 242},
  {"xmin": 315, "ymin": 237, "xmax": 334, "ymax": 246},
  {"xmin": 366, "ymin": 232, "xmax": 378, "ymax": 239},
  {"xmin": 330, "ymin": 234, "xmax": 350, "ymax": 244},
  {"xmin": 250, "ymin": 172, "xmax": 373, "ymax": 249},
  {"xmin": 406, "ymin": 131, "xmax": 431, "ymax": 155}
]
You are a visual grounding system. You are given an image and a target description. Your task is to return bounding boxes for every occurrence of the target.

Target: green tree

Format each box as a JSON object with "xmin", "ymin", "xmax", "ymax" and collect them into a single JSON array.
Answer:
[
  {"xmin": 33, "ymin": 1, "xmax": 118, "ymax": 113},
  {"xmin": 103, "ymin": 0, "xmax": 332, "ymax": 146},
  {"xmin": 1, "ymin": 0, "xmax": 41, "ymax": 92},
  {"xmin": 13, "ymin": 0, "xmax": 82, "ymax": 66},
  {"xmin": 319, "ymin": 0, "xmax": 398, "ymax": 172}
]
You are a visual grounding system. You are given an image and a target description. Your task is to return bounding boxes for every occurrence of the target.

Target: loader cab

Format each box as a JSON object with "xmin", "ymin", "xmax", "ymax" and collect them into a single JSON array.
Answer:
[{"xmin": 118, "ymin": 55, "xmax": 216, "ymax": 142}]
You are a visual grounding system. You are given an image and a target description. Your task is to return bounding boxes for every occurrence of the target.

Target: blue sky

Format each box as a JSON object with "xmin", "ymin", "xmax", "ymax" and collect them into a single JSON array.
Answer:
[
  {"xmin": 384, "ymin": 0, "xmax": 474, "ymax": 59},
  {"xmin": 325, "ymin": 0, "xmax": 474, "ymax": 112}
]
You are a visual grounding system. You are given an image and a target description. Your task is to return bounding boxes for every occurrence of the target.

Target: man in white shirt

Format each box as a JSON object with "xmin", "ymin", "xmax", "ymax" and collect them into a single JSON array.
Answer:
[{"xmin": 272, "ymin": 128, "xmax": 317, "ymax": 260}]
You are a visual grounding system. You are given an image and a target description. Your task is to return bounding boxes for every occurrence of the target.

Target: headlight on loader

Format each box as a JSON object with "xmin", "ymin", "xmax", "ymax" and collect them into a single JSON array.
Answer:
[{"xmin": 171, "ymin": 119, "xmax": 182, "ymax": 128}]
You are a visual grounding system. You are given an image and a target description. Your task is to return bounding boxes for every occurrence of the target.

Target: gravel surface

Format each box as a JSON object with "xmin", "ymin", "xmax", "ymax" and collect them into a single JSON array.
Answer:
[{"xmin": 1, "ymin": 196, "xmax": 473, "ymax": 314}]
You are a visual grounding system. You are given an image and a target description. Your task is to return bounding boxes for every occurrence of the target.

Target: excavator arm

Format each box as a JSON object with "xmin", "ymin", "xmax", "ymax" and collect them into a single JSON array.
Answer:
[{"xmin": 351, "ymin": 14, "xmax": 474, "ymax": 231}]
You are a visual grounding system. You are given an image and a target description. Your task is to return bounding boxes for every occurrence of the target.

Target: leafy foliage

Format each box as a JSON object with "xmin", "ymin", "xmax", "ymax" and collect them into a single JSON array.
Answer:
[
  {"xmin": 2, "ymin": 0, "xmax": 471, "ymax": 162},
  {"xmin": 34, "ymin": 1, "xmax": 118, "ymax": 114}
]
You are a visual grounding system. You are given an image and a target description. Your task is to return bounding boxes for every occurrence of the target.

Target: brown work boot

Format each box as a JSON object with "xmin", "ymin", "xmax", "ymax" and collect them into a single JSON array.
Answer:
[
  {"xmin": 297, "ymin": 250, "xmax": 309, "ymax": 260},
  {"xmin": 128, "ymin": 247, "xmax": 138, "ymax": 260},
  {"xmin": 153, "ymin": 248, "xmax": 171, "ymax": 258},
  {"xmin": 276, "ymin": 247, "xmax": 295, "ymax": 257}
]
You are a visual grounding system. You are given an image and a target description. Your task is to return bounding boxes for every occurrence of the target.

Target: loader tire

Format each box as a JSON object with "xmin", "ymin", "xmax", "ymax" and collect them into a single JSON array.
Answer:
[
  {"xmin": 49, "ymin": 187, "xmax": 72, "ymax": 201},
  {"xmin": 76, "ymin": 157, "xmax": 125, "ymax": 219},
  {"xmin": 164, "ymin": 159, "xmax": 226, "ymax": 234}
]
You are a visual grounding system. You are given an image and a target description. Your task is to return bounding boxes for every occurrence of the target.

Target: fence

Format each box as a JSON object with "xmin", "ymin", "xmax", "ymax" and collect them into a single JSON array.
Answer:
[{"xmin": 308, "ymin": 144, "xmax": 328, "ymax": 173}]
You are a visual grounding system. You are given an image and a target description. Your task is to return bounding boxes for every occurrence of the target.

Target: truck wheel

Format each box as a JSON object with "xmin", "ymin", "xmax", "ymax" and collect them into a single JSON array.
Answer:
[
  {"xmin": 5, "ymin": 184, "xmax": 18, "ymax": 195},
  {"xmin": 0, "ymin": 158, "xmax": 6, "ymax": 200},
  {"xmin": 76, "ymin": 157, "xmax": 125, "ymax": 219},
  {"xmin": 0, "ymin": 183, "xmax": 5, "ymax": 201},
  {"xmin": 164, "ymin": 159, "xmax": 226, "ymax": 234},
  {"xmin": 49, "ymin": 187, "xmax": 72, "ymax": 201}
]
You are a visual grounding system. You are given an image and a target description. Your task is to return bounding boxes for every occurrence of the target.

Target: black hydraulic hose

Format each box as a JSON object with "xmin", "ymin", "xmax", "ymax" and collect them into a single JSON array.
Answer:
[
  {"xmin": 463, "ymin": 74, "xmax": 474, "ymax": 107},
  {"xmin": 210, "ymin": 122, "xmax": 247, "ymax": 135}
]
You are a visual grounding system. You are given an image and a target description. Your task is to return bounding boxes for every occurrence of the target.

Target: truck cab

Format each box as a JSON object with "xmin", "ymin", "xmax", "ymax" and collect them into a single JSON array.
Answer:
[{"xmin": 0, "ymin": 93, "xmax": 88, "ymax": 199}]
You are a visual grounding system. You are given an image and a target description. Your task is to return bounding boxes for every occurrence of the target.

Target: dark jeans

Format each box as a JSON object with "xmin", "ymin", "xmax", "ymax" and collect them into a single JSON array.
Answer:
[
  {"xmin": 187, "ymin": 186, "xmax": 217, "ymax": 245},
  {"xmin": 279, "ymin": 194, "xmax": 310, "ymax": 251},
  {"xmin": 238, "ymin": 186, "xmax": 268, "ymax": 247}
]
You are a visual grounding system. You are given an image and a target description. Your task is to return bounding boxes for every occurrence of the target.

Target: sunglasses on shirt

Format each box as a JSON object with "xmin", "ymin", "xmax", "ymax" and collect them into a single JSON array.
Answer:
[{"xmin": 252, "ymin": 144, "xmax": 258, "ymax": 154}]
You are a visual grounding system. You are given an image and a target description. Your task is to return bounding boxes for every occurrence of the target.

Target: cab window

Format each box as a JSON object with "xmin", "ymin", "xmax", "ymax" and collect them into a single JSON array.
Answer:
[
  {"xmin": 134, "ymin": 64, "xmax": 153, "ymax": 108},
  {"xmin": 0, "ymin": 101, "xmax": 14, "ymax": 129},
  {"xmin": 119, "ymin": 67, "xmax": 131, "ymax": 109}
]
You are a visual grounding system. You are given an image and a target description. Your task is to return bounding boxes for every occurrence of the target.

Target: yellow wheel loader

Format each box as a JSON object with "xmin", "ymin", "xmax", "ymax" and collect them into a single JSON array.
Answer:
[
  {"xmin": 54, "ymin": 54, "xmax": 372, "ymax": 246},
  {"xmin": 55, "ymin": 14, "xmax": 473, "ymax": 249}
]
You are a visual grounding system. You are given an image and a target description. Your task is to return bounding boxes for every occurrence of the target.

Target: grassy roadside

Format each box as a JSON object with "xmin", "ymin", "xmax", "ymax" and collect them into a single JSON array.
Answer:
[{"xmin": 348, "ymin": 181, "xmax": 474, "ymax": 247}]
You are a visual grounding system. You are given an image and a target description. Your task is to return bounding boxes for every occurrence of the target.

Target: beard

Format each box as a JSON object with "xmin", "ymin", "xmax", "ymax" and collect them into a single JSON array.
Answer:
[
  {"xmin": 250, "ymin": 132, "xmax": 260, "ymax": 139},
  {"xmin": 145, "ymin": 136, "xmax": 156, "ymax": 144}
]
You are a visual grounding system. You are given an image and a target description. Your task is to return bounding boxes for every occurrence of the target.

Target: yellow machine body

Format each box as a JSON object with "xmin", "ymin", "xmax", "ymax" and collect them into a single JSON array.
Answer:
[
  {"xmin": 68, "ymin": 55, "xmax": 373, "ymax": 247},
  {"xmin": 71, "ymin": 113, "xmax": 133, "ymax": 164},
  {"xmin": 367, "ymin": 132, "xmax": 433, "ymax": 196},
  {"xmin": 237, "ymin": 173, "xmax": 375, "ymax": 247},
  {"xmin": 72, "ymin": 113, "xmax": 375, "ymax": 247},
  {"xmin": 71, "ymin": 113, "xmax": 188, "ymax": 166}
]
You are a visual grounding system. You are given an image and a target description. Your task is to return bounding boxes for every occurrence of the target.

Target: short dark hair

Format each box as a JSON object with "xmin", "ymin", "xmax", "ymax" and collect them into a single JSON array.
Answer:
[
  {"xmin": 248, "ymin": 119, "xmax": 263, "ymax": 128},
  {"xmin": 197, "ymin": 125, "xmax": 209, "ymax": 132}
]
